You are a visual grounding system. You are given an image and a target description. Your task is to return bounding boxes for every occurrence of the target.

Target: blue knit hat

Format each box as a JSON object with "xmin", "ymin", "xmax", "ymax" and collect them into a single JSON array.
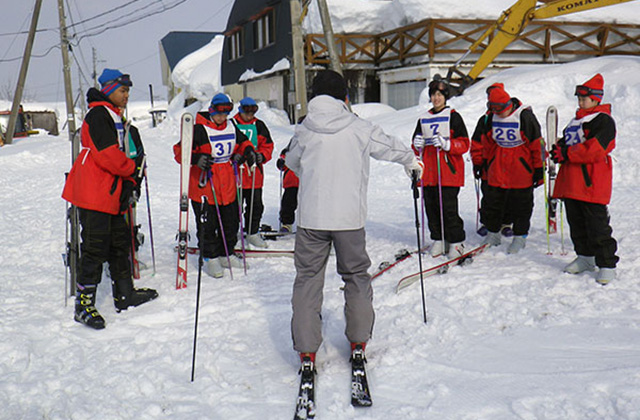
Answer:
[
  {"xmin": 98, "ymin": 68, "xmax": 132, "ymax": 97},
  {"xmin": 209, "ymin": 93, "xmax": 233, "ymax": 115},
  {"xmin": 239, "ymin": 97, "xmax": 258, "ymax": 113}
]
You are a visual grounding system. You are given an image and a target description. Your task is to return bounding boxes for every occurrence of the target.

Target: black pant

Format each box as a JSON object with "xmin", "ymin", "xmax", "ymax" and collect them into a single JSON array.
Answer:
[
  {"xmin": 279, "ymin": 187, "xmax": 298, "ymax": 225},
  {"xmin": 483, "ymin": 186, "xmax": 533, "ymax": 236},
  {"xmin": 564, "ymin": 198, "xmax": 618, "ymax": 268},
  {"xmin": 241, "ymin": 188, "xmax": 264, "ymax": 235},
  {"xmin": 78, "ymin": 208, "xmax": 132, "ymax": 289},
  {"xmin": 480, "ymin": 179, "xmax": 513, "ymax": 227},
  {"xmin": 192, "ymin": 199, "xmax": 239, "ymax": 258},
  {"xmin": 423, "ymin": 186, "xmax": 465, "ymax": 243}
]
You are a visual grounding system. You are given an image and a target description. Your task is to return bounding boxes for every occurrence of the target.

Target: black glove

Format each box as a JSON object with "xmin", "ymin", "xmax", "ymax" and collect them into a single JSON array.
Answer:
[
  {"xmin": 276, "ymin": 157, "xmax": 286, "ymax": 171},
  {"xmin": 532, "ymin": 167, "xmax": 544, "ymax": 188},
  {"xmin": 193, "ymin": 153, "xmax": 213, "ymax": 171},
  {"xmin": 244, "ymin": 147, "xmax": 257, "ymax": 167},
  {"xmin": 119, "ymin": 180, "xmax": 136, "ymax": 212},
  {"xmin": 256, "ymin": 153, "xmax": 265, "ymax": 165},
  {"xmin": 473, "ymin": 164, "xmax": 483, "ymax": 179},
  {"xmin": 551, "ymin": 143, "xmax": 568, "ymax": 164},
  {"xmin": 231, "ymin": 152, "xmax": 245, "ymax": 165}
]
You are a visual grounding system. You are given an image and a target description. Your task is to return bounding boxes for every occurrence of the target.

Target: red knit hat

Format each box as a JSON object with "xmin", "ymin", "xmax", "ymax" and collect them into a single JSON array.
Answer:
[
  {"xmin": 575, "ymin": 73, "xmax": 604, "ymax": 102},
  {"xmin": 487, "ymin": 85, "xmax": 511, "ymax": 113},
  {"xmin": 486, "ymin": 82, "xmax": 504, "ymax": 95}
]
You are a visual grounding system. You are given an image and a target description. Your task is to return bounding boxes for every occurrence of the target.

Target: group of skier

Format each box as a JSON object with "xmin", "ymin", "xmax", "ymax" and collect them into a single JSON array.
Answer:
[
  {"xmin": 62, "ymin": 66, "xmax": 618, "ymax": 417},
  {"xmin": 411, "ymin": 73, "xmax": 618, "ymax": 287}
]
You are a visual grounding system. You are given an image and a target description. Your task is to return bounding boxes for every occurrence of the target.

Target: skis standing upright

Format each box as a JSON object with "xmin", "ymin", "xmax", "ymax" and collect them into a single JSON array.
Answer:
[
  {"xmin": 546, "ymin": 106, "xmax": 559, "ymax": 234},
  {"xmin": 176, "ymin": 113, "xmax": 194, "ymax": 289}
]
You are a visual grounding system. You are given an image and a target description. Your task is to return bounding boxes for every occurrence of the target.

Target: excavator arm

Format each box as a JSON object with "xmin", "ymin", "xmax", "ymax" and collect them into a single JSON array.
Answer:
[{"xmin": 446, "ymin": 0, "xmax": 637, "ymax": 94}]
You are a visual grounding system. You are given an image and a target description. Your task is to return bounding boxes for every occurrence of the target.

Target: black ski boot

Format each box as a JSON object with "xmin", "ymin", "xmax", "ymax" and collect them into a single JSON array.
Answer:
[
  {"xmin": 74, "ymin": 285, "xmax": 106, "ymax": 330},
  {"xmin": 112, "ymin": 278, "xmax": 158, "ymax": 312}
]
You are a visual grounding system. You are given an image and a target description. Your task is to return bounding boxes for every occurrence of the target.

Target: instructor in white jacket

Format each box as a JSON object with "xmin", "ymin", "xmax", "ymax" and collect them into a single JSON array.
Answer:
[{"xmin": 286, "ymin": 69, "xmax": 423, "ymax": 370}]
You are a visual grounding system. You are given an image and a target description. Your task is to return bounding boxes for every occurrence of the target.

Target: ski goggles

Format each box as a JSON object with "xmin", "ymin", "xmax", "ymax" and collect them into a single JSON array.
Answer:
[
  {"xmin": 101, "ymin": 74, "xmax": 132, "ymax": 96},
  {"xmin": 209, "ymin": 103, "xmax": 234, "ymax": 114},
  {"xmin": 241, "ymin": 104, "xmax": 259, "ymax": 113},
  {"xmin": 487, "ymin": 101, "xmax": 510, "ymax": 113},
  {"xmin": 574, "ymin": 85, "xmax": 603, "ymax": 99}
]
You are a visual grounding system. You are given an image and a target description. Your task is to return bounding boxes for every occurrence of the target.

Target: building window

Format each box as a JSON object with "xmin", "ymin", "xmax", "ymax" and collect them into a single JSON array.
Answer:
[
  {"xmin": 387, "ymin": 80, "xmax": 425, "ymax": 110},
  {"xmin": 253, "ymin": 9, "xmax": 275, "ymax": 50},
  {"xmin": 229, "ymin": 28, "xmax": 244, "ymax": 61}
]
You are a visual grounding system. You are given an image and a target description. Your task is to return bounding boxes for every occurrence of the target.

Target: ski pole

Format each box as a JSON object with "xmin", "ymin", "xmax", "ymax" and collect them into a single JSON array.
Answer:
[
  {"xmin": 279, "ymin": 168, "xmax": 283, "ymax": 231},
  {"xmin": 233, "ymin": 162, "xmax": 248, "ymax": 274},
  {"xmin": 560, "ymin": 200, "xmax": 566, "ymax": 255},
  {"xmin": 417, "ymin": 147, "xmax": 426, "ymax": 248},
  {"xmin": 191, "ymin": 196, "xmax": 207, "ymax": 382},
  {"xmin": 474, "ymin": 177, "xmax": 481, "ymax": 233},
  {"xmin": 144, "ymin": 168, "xmax": 156, "ymax": 274},
  {"xmin": 412, "ymin": 171, "xmax": 428, "ymax": 324},
  {"xmin": 205, "ymin": 169, "xmax": 234, "ymax": 280},
  {"xmin": 247, "ymin": 164, "xmax": 257, "ymax": 238},
  {"xmin": 64, "ymin": 201, "xmax": 69, "ymax": 307},
  {"xmin": 436, "ymin": 147, "xmax": 446, "ymax": 256}
]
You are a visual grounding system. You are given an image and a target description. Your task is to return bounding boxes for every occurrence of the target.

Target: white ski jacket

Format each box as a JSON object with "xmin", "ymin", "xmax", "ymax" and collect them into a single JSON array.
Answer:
[{"xmin": 286, "ymin": 95, "xmax": 418, "ymax": 230}]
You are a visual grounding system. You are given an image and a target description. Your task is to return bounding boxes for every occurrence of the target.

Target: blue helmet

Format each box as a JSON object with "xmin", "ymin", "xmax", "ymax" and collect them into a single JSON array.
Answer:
[
  {"xmin": 209, "ymin": 93, "xmax": 233, "ymax": 115},
  {"xmin": 239, "ymin": 97, "xmax": 258, "ymax": 113}
]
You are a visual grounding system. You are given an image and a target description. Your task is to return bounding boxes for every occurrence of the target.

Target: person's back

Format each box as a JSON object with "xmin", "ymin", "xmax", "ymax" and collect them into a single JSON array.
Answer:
[
  {"xmin": 288, "ymin": 94, "xmax": 417, "ymax": 230},
  {"xmin": 287, "ymin": 72, "xmax": 422, "ymax": 417}
]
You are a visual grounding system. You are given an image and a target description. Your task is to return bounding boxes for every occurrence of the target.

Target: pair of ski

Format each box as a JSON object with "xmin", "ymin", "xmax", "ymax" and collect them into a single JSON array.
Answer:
[
  {"xmin": 175, "ymin": 245, "xmax": 294, "ymax": 258},
  {"xmin": 395, "ymin": 243, "xmax": 489, "ymax": 292},
  {"xmin": 294, "ymin": 349, "xmax": 372, "ymax": 420}
]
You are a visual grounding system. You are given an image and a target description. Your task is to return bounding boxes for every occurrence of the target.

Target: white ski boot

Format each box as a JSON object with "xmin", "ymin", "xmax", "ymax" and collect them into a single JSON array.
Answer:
[
  {"xmin": 447, "ymin": 242, "xmax": 466, "ymax": 259},
  {"xmin": 220, "ymin": 254, "xmax": 247, "ymax": 269},
  {"xmin": 483, "ymin": 231, "xmax": 501, "ymax": 247},
  {"xmin": 507, "ymin": 236, "xmax": 526, "ymax": 254},
  {"xmin": 596, "ymin": 267, "xmax": 616, "ymax": 285},
  {"xmin": 246, "ymin": 233, "xmax": 268, "ymax": 248},
  {"xmin": 563, "ymin": 255, "xmax": 596, "ymax": 274},
  {"xmin": 204, "ymin": 257, "xmax": 224, "ymax": 278}
]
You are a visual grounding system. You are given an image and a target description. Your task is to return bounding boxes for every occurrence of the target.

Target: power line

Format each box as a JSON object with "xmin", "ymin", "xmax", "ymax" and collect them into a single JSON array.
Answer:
[
  {"xmin": 72, "ymin": 0, "xmax": 189, "ymax": 43},
  {"xmin": 0, "ymin": 0, "xmax": 188, "ymax": 64}
]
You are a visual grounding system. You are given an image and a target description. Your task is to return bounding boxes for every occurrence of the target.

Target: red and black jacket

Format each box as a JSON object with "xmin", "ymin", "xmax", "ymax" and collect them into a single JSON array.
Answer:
[
  {"xmin": 173, "ymin": 112, "xmax": 253, "ymax": 206},
  {"xmin": 480, "ymin": 98, "xmax": 544, "ymax": 189},
  {"xmin": 552, "ymin": 104, "xmax": 616, "ymax": 204},
  {"xmin": 231, "ymin": 114, "xmax": 274, "ymax": 189},
  {"xmin": 62, "ymin": 88, "xmax": 136, "ymax": 215},
  {"xmin": 470, "ymin": 113, "xmax": 490, "ymax": 180},
  {"xmin": 278, "ymin": 145, "xmax": 299, "ymax": 189},
  {"xmin": 411, "ymin": 107, "xmax": 469, "ymax": 187}
]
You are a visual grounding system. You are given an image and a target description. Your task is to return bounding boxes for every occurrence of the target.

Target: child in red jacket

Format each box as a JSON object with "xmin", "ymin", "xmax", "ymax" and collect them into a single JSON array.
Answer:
[
  {"xmin": 551, "ymin": 73, "xmax": 618, "ymax": 285},
  {"xmin": 411, "ymin": 77, "xmax": 470, "ymax": 258}
]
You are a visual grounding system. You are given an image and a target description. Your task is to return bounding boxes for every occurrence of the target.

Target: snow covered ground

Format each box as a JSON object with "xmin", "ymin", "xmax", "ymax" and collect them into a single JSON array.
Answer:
[{"xmin": 2, "ymin": 56, "xmax": 640, "ymax": 419}]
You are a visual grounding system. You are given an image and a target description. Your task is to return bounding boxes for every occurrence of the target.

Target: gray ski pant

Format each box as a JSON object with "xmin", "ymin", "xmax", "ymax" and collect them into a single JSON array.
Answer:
[{"xmin": 291, "ymin": 227, "xmax": 374, "ymax": 353}]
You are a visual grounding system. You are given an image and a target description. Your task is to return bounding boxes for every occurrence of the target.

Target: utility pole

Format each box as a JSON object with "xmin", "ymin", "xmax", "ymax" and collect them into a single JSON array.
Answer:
[
  {"xmin": 92, "ymin": 48, "xmax": 99, "ymax": 88},
  {"xmin": 58, "ymin": 0, "xmax": 79, "ymax": 296},
  {"xmin": 289, "ymin": 0, "xmax": 307, "ymax": 121},
  {"xmin": 4, "ymin": 0, "xmax": 43, "ymax": 146},
  {"xmin": 316, "ymin": 0, "xmax": 343, "ymax": 75}
]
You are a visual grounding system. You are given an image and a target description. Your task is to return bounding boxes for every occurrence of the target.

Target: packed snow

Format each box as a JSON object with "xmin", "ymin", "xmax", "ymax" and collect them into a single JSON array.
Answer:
[{"xmin": 2, "ymin": 55, "xmax": 640, "ymax": 419}]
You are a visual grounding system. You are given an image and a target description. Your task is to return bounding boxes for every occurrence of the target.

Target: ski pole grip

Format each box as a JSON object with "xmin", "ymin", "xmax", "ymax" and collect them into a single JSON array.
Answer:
[{"xmin": 198, "ymin": 170, "xmax": 207, "ymax": 188}]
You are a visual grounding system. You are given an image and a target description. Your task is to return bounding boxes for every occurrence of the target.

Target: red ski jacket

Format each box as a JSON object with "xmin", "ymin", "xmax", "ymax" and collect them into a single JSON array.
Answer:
[
  {"xmin": 278, "ymin": 149, "xmax": 299, "ymax": 189},
  {"xmin": 62, "ymin": 88, "xmax": 136, "ymax": 215},
  {"xmin": 480, "ymin": 99, "xmax": 544, "ymax": 189},
  {"xmin": 173, "ymin": 112, "xmax": 253, "ymax": 206},
  {"xmin": 470, "ymin": 113, "xmax": 490, "ymax": 180},
  {"xmin": 411, "ymin": 107, "xmax": 469, "ymax": 187},
  {"xmin": 232, "ymin": 114, "xmax": 274, "ymax": 189},
  {"xmin": 552, "ymin": 104, "xmax": 616, "ymax": 205}
]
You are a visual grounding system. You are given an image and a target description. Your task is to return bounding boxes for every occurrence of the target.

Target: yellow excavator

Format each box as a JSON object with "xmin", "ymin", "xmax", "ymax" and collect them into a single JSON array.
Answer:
[{"xmin": 446, "ymin": 0, "xmax": 637, "ymax": 94}]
